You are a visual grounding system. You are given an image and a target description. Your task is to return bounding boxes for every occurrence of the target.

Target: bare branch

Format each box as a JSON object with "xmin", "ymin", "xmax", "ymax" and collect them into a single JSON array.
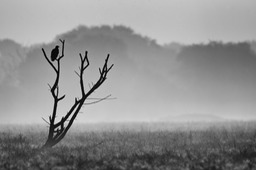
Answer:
[
  {"xmin": 58, "ymin": 95, "xmax": 66, "ymax": 101},
  {"xmin": 74, "ymin": 71, "xmax": 80, "ymax": 77},
  {"xmin": 87, "ymin": 97, "xmax": 117, "ymax": 100},
  {"xmin": 77, "ymin": 51, "xmax": 90, "ymax": 96},
  {"xmin": 42, "ymin": 40, "xmax": 113, "ymax": 148},
  {"xmin": 42, "ymin": 48, "xmax": 57, "ymax": 73},
  {"xmin": 47, "ymin": 84, "xmax": 51, "ymax": 90},
  {"xmin": 42, "ymin": 117, "xmax": 50, "ymax": 125},
  {"xmin": 56, "ymin": 86, "xmax": 59, "ymax": 97},
  {"xmin": 108, "ymin": 64, "xmax": 114, "ymax": 72},
  {"xmin": 84, "ymin": 95, "xmax": 112, "ymax": 105},
  {"xmin": 58, "ymin": 39, "xmax": 65, "ymax": 60}
]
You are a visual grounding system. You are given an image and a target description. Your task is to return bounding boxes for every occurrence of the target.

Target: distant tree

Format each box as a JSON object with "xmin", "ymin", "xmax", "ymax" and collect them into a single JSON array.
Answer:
[{"xmin": 41, "ymin": 39, "xmax": 113, "ymax": 148}]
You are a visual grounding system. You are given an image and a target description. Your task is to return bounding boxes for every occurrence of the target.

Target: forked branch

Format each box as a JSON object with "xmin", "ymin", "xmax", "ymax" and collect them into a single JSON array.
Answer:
[{"xmin": 42, "ymin": 40, "xmax": 113, "ymax": 148}]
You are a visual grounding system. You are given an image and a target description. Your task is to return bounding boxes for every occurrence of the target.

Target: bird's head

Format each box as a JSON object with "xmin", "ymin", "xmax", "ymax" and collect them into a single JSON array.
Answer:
[{"xmin": 56, "ymin": 45, "xmax": 59, "ymax": 49}]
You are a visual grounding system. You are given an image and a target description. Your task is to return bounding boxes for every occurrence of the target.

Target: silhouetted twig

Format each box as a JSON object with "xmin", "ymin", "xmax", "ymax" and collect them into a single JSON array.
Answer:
[{"xmin": 41, "ymin": 40, "xmax": 113, "ymax": 148}]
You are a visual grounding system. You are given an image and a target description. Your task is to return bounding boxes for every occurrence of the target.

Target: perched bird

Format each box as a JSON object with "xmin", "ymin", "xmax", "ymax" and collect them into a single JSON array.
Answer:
[{"xmin": 51, "ymin": 45, "xmax": 59, "ymax": 61}]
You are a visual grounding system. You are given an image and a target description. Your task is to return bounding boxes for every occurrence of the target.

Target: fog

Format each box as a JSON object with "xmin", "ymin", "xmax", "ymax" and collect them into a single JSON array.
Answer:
[{"xmin": 0, "ymin": 25, "xmax": 256, "ymax": 123}]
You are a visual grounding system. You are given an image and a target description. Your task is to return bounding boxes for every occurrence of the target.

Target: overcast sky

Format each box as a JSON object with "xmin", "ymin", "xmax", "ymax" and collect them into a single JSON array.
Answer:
[
  {"xmin": 0, "ymin": 0, "xmax": 256, "ymax": 123},
  {"xmin": 1, "ymin": 0, "xmax": 256, "ymax": 45}
]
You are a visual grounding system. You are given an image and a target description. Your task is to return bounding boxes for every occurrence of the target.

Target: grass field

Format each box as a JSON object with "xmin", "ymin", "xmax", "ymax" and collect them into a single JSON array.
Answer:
[{"xmin": 1, "ymin": 121, "xmax": 256, "ymax": 170}]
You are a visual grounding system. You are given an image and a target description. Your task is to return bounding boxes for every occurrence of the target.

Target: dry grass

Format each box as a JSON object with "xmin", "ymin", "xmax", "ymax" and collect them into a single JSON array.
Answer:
[{"xmin": 1, "ymin": 121, "xmax": 256, "ymax": 169}]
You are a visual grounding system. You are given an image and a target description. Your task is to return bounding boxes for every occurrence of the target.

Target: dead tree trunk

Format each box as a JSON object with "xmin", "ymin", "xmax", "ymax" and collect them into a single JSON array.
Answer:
[{"xmin": 41, "ymin": 39, "xmax": 113, "ymax": 148}]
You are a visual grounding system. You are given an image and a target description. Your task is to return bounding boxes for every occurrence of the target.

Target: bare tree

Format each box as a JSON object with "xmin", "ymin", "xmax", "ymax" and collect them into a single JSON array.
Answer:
[{"xmin": 41, "ymin": 39, "xmax": 113, "ymax": 148}]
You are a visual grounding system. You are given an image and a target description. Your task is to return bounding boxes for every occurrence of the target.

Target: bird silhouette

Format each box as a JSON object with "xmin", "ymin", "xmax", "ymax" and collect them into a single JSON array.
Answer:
[{"xmin": 51, "ymin": 45, "xmax": 59, "ymax": 61}]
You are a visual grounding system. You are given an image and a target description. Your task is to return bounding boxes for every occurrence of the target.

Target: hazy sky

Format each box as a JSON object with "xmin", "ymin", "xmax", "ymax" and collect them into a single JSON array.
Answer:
[
  {"xmin": 0, "ymin": 0, "xmax": 256, "ymax": 123},
  {"xmin": 1, "ymin": 0, "xmax": 256, "ymax": 45}
]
